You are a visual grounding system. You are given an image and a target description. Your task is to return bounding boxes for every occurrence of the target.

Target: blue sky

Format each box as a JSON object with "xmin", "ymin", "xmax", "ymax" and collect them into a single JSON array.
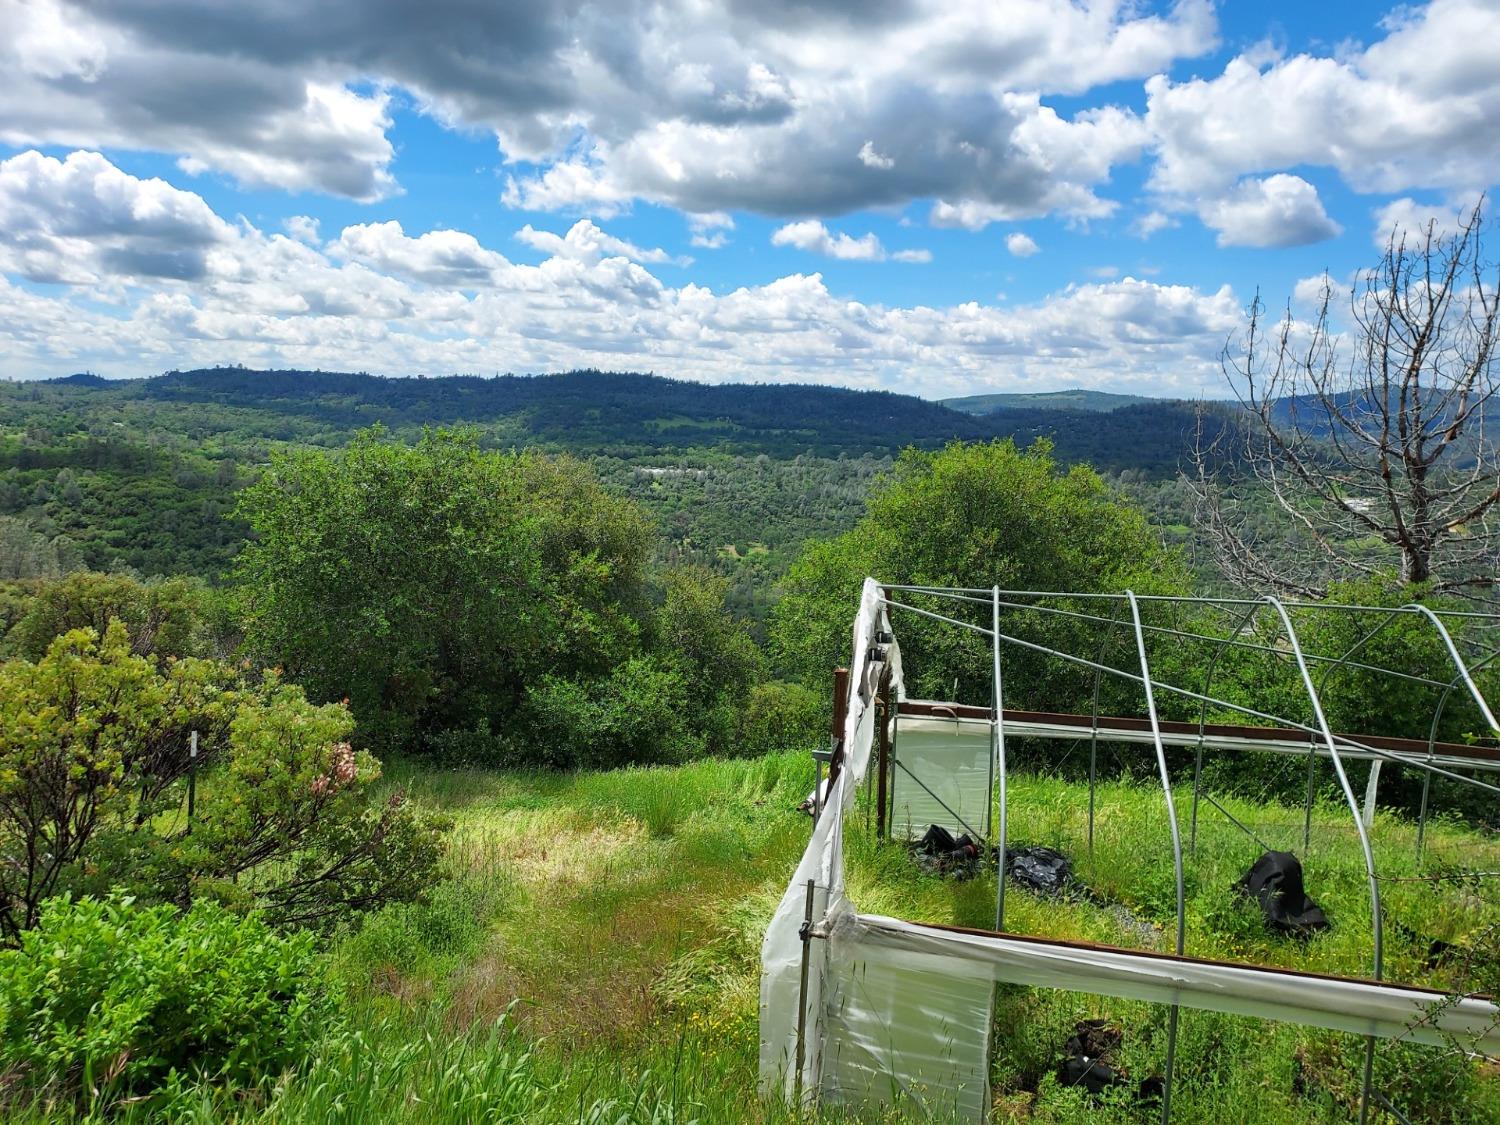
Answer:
[{"xmin": 0, "ymin": 1, "xmax": 1495, "ymax": 398}]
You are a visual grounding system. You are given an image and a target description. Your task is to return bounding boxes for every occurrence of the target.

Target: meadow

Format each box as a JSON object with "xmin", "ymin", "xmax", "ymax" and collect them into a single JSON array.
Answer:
[{"xmin": 16, "ymin": 746, "xmax": 1494, "ymax": 1124}]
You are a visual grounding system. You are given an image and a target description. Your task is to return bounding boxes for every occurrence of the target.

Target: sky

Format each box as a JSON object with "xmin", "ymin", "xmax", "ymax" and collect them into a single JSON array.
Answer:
[{"xmin": 0, "ymin": 0, "xmax": 1496, "ymax": 399}]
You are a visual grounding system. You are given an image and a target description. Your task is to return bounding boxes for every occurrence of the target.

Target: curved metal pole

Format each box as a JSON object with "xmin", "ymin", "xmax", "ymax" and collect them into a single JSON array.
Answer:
[
  {"xmin": 1125, "ymin": 592, "xmax": 1186, "ymax": 1125},
  {"xmin": 993, "ymin": 586, "xmax": 1009, "ymax": 931},
  {"xmin": 1407, "ymin": 604, "xmax": 1500, "ymax": 736},
  {"xmin": 1262, "ymin": 596, "xmax": 1382, "ymax": 1125},
  {"xmin": 1194, "ymin": 603, "xmax": 1262, "ymax": 854}
]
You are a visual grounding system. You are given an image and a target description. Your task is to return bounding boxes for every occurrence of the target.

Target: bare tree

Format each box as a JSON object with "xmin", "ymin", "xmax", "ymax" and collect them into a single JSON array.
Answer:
[{"xmin": 1190, "ymin": 200, "xmax": 1500, "ymax": 599}]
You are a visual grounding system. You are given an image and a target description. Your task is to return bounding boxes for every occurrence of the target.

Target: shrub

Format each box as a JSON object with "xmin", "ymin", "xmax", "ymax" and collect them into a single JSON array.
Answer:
[
  {"xmin": 0, "ymin": 894, "xmax": 336, "ymax": 1107},
  {"xmin": 523, "ymin": 654, "xmax": 697, "ymax": 769},
  {"xmin": 0, "ymin": 623, "xmax": 447, "ymax": 942},
  {"xmin": 735, "ymin": 681, "xmax": 825, "ymax": 755},
  {"xmin": 2, "ymin": 570, "xmax": 236, "ymax": 662}
]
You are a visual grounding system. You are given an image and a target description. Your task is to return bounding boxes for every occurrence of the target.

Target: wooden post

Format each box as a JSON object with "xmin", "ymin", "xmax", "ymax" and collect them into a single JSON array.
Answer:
[{"xmin": 828, "ymin": 667, "xmax": 849, "ymax": 784}]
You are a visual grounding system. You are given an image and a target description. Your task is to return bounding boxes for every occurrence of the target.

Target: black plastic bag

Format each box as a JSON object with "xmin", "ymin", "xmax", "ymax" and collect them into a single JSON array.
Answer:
[
  {"xmin": 1235, "ymin": 851, "xmax": 1330, "ymax": 937},
  {"xmin": 1007, "ymin": 845, "xmax": 1073, "ymax": 896}
]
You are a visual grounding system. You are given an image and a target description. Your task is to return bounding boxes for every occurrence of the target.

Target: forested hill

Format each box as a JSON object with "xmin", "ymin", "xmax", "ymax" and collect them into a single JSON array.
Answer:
[{"xmin": 18, "ymin": 367, "xmax": 1222, "ymax": 470}]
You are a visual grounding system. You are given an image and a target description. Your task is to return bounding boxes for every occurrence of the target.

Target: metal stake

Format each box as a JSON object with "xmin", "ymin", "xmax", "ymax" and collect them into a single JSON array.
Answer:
[{"xmin": 793, "ymin": 879, "xmax": 817, "ymax": 1108}]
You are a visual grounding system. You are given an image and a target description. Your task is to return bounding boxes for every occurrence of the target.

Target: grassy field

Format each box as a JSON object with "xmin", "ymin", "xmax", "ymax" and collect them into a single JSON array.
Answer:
[{"xmin": 29, "ymin": 751, "xmax": 1498, "ymax": 1123}]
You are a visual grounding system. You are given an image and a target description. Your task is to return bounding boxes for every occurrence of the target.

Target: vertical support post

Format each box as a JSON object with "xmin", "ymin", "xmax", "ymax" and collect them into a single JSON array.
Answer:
[
  {"xmin": 818, "ymin": 667, "xmax": 849, "ymax": 826},
  {"xmin": 1303, "ymin": 747, "xmax": 1318, "ymax": 853},
  {"xmin": 992, "ymin": 586, "xmax": 1008, "ymax": 933},
  {"xmin": 831, "ymin": 667, "xmax": 849, "ymax": 761},
  {"xmin": 187, "ymin": 729, "xmax": 198, "ymax": 828},
  {"xmin": 1124, "ymin": 593, "xmax": 1185, "ymax": 1125},
  {"xmin": 875, "ymin": 676, "xmax": 891, "ymax": 841},
  {"xmin": 793, "ymin": 878, "xmax": 817, "ymax": 1108}
]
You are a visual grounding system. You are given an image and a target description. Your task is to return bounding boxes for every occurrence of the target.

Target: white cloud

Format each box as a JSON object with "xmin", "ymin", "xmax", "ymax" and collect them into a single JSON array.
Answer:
[
  {"xmin": 1132, "ymin": 210, "xmax": 1177, "ymax": 238},
  {"xmin": 0, "ymin": 149, "xmax": 1244, "ymax": 398},
  {"xmin": 0, "ymin": 149, "xmax": 234, "ymax": 284},
  {"xmin": 0, "ymin": 0, "xmax": 1213, "ymax": 217},
  {"xmin": 1146, "ymin": 1, "xmax": 1500, "ymax": 200},
  {"xmin": 1088, "ymin": 265, "xmax": 1120, "ymax": 279},
  {"xmin": 892, "ymin": 248, "xmax": 932, "ymax": 264},
  {"xmin": 688, "ymin": 211, "xmax": 734, "ymax": 249},
  {"xmin": 1005, "ymin": 232, "xmax": 1040, "ymax": 257},
  {"xmin": 332, "ymin": 221, "xmax": 511, "ymax": 287},
  {"xmin": 284, "ymin": 215, "xmax": 321, "ymax": 245},
  {"xmin": 516, "ymin": 220, "xmax": 688, "ymax": 266},
  {"xmin": 1293, "ymin": 273, "xmax": 1333, "ymax": 308},
  {"xmin": 772, "ymin": 220, "xmax": 885, "ymax": 261},
  {"xmin": 1196, "ymin": 174, "xmax": 1342, "ymax": 248},
  {"xmin": 858, "ymin": 141, "xmax": 895, "ymax": 170},
  {"xmin": 1370, "ymin": 193, "xmax": 1482, "ymax": 248}
]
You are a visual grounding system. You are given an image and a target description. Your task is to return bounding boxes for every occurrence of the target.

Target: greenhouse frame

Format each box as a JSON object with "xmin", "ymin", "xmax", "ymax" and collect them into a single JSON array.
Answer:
[{"xmin": 759, "ymin": 579, "xmax": 1500, "ymax": 1123}]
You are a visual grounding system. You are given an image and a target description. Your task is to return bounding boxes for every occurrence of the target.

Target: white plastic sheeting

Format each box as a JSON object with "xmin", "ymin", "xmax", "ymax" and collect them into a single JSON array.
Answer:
[
  {"xmin": 839, "ymin": 915, "xmax": 1500, "ymax": 1055},
  {"xmin": 759, "ymin": 578, "xmax": 899, "ymax": 1103},
  {"xmin": 820, "ymin": 941, "xmax": 994, "ymax": 1120},
  {"xmin": 889, "ymin": 714, "xmax": 993, "ymax": 842}
]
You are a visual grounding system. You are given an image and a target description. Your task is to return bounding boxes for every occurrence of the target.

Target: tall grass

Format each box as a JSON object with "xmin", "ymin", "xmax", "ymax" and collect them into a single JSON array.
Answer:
[{"xmin": 17, "ymin": 751, "xmax": 1495, "ymax": 1123}]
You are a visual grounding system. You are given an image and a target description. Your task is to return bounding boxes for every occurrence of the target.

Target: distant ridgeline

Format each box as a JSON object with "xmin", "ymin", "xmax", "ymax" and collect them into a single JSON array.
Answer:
[{"xmin": 16, "ymin": 368, "xmax": 1229, "ymax": 472}]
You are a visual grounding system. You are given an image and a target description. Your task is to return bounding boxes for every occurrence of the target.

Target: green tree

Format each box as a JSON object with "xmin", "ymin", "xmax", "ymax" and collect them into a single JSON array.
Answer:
[
  {"xmin": 771, "ymin": 439, "xmax": 1189, "ymax": 707},
  {"xmin": 653, "ymin": 566, "xmax": 763, "ymax": 754},
  {"xmin": 234, "ymin": 428, "xmax": 654, "ymax": 750}
]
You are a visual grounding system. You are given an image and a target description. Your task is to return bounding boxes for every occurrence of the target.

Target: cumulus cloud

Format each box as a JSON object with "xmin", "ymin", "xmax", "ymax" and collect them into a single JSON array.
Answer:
[
  {"xmin": 858, "ymin": 141, "xmax": 895, "ymax": 170},
  {"xmin": 772, "ymin": 220, "xmax": 884, "ymax": 261},
  {"xmin": 0, "ymin": 149, "xmax": 1242, "ymax": 398},
  {"xmin": 1, "ymin": 0, "xmax": 1214, "ymax": 217},
  {"xmin": 1146, "ymin": 0, "xmax": 1500, "ymax": 200},
  {"xmin": 770, "ymin": 220, "xmax": 931, "ymax": 264},
  {"xmin": 1293, "ymin": 273, "xmax": 1333, "ymax": 308},
  {"xmin": 687, "ymin": 211, "xmax": 734, "ymax": 249},
  {"xmin": 332, "ymin": 221, "xmax": 511, "ymax": 287},
  {"xmin": 1005, "ymin": 232, "xmax": 1040, "ymax": 257},
  {"xmin": 1132, "ymin": 210, "xmax": 1177, "ymax": 238},
  {"xmin": 1196, "ymin": 174, "xmax": 1342, "ymax": 248},
  {"xmin": 1370, "ymin": 193, "xmax": 1483, "ymax": 248},
  {"xmin": 283, "ymin": 215, "xmax": 322, "ymax": 245},
  {"xmin": 0, "ymin": 149, "xmax": 235, "ymax": 284},
  {"xmin": 516, "ymin": 220, "xmax": 688, "ymax": 266}
]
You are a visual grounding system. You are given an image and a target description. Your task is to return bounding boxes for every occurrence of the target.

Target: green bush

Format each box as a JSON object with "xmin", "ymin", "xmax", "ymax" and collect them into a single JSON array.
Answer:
[
  {"xmin": 735, "ymin": 680, "xmax": 825, "ymax": 755},
  {"xmin": 0, "ymin": 894, "xmax": 336, "ymax": 1107},
  {"xmin": 0, "ymin": 623, "xmax": 447, "ymax": 941},
  {"xmin": 523, "ymin": 654, "xmax": 697, "ymax": 769}
]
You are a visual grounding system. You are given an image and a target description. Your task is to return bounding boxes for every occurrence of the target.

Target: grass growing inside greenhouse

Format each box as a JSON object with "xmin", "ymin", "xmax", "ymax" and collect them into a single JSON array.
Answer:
[
  {"xmin": 843, "ymin": 768, "xmax": 1500, "ymax": 1123},
  {"xmin": 23, "ymin": 751, "xmax": 1498, "ymax": 1123}
]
